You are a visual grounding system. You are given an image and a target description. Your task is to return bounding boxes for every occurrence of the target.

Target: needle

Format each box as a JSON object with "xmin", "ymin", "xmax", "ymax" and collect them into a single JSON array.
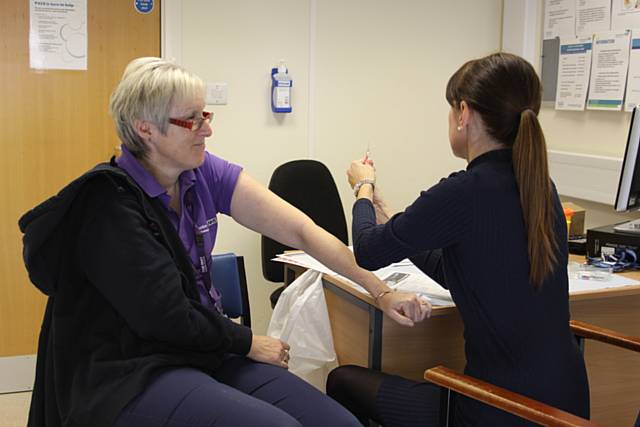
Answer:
[{"xmin": 363, "ymin": 143, "xmax": 370, "ymax": 164}]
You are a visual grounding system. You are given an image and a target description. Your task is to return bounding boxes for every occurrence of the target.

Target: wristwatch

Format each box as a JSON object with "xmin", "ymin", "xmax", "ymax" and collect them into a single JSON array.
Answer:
[{"xmin": 353, "ymin": 179, "xmax": 375, "ymax": 196}]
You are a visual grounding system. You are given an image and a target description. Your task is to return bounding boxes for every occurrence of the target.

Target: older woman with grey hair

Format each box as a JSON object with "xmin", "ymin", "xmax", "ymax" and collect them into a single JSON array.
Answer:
[{"xmin": 19, "ymin": 57, "xmax": 429, "ymax": 427}]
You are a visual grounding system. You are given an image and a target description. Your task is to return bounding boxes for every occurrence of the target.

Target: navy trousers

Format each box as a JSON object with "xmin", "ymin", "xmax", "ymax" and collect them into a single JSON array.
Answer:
[{"xmin": 114, "ymin": 356, "xmax": 360, "ymax": 427}]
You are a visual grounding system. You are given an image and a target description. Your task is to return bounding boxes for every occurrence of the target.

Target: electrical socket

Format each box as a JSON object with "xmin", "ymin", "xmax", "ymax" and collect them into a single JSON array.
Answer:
[{"xmin": 206, "ymin": 82, "xmax": 228, "ymax": 105}]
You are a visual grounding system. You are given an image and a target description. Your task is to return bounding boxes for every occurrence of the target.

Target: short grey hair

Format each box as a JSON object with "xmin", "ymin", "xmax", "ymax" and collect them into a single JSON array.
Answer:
[{"xmin": 109, "ymin": 57, "xmax": 205, "ymax": 158}]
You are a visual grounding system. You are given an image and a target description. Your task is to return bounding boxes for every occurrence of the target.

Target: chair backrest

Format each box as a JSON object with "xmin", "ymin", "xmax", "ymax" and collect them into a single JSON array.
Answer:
[
  {"xmin": 210, "ymin": 253, "xmax": 251, "ymax": 327},
  {"xmin": 261, "ymin": 159, "xmax": 348, "ymax": 282}
]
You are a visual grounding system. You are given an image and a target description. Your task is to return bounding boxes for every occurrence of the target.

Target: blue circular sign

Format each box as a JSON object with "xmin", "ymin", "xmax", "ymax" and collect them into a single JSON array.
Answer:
[{"xmin": 134, "ymin": 0, "xmax": 154, "ymax": 14}]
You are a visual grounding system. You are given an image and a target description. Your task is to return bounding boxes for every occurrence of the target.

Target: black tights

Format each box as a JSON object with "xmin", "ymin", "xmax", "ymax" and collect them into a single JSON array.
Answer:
[
  {"xmin": 327, "ymin": 365, "xmax": 443, "ymax": 427},
  {"xmin": 326, "ymin": 365, "xmax": 386, "ymax": 425}
]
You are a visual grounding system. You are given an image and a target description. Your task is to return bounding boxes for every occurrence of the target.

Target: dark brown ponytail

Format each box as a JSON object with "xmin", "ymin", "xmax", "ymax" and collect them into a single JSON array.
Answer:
[
  {"xmin": 513, "ymin": 109, "xmax": 557, "ymax": 288},
  {"xmin": 446, "ymin": 53, "xmax": 559, "ymax": 288}
]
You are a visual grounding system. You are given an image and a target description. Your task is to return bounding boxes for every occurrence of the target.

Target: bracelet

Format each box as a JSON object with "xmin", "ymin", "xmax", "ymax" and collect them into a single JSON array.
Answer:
[
  {"xmin": 374, "ymin": 289, "xmax": 395, "ymax": 304},
  {"xmin": 353, "ymin": 179, "xmax": 375, "ymax": 196}
]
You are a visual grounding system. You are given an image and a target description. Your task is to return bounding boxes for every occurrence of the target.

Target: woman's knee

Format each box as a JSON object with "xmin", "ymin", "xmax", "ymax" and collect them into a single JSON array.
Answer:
[
  {"xmin": 327, "ymin": 365, "xmax": 353, "ymax": 396},
  {"xmin": 327, "ymin": 364, "xmax": 372, "ymax": 399}
]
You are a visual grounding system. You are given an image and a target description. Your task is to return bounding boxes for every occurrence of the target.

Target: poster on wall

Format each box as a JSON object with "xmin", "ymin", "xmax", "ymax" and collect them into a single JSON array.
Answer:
[
  {"xmin": 29, "ymin": 0, "xmax": 87, "ymax": 70},
  {"xmin": 544, "ymin": 0, "xmax": 577, "ymax": 39},
  {"xmin": 555, "ymin": 36, "xmax": 593, "ymax": 110},
  {"xmin": 576, "ymin": 0, "xmax": 611, "ymax": 36},
  {"xmin": 612, "ymin": 0, "xmax": 640, "ymax": 31},
  {"xmin": 586, "ymin": 30, "xmax": 631, "ymax": 110},
  {"xmin": 624, "ymin": 30, "xmax": 640, "ymax": 111}
]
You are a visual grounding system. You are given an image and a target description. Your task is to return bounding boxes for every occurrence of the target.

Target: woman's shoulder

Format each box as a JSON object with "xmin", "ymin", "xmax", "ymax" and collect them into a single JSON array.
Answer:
[
  {"xmin": 443, "ymin": 169, "xmax": 469, "ymax": 182},
  {"xmin": 406, "ymin": 170, "xmax": 474, "ymax": 215},
  {"xmin": 425, "ymin": 169, "xmax": 473, "ymax": 195},
  {"xmin": 196, "ymin": 151, "xmax": 242, "ymax": 182},
  {"xmin": 201, "ymin": 150, "xmax": 227, "ymax": 167}
]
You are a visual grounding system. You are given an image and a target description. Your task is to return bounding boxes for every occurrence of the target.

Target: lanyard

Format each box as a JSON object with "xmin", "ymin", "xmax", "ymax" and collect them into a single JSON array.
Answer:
[{"xmin": 185, "ymin": 189, "xmax": 223, "ymax": 312}]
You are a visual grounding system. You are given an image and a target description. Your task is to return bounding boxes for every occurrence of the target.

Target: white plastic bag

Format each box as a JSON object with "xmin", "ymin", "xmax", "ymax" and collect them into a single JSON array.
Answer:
[{"xmin": 267, "ymin": 269, "xmax": 338, "ymax": 392}]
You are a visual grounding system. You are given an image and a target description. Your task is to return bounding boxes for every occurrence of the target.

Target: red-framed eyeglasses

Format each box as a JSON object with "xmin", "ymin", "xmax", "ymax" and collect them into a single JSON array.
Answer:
[{"xmin": 169, "ymin": 111, "xmax": 214, "ymax": 131}]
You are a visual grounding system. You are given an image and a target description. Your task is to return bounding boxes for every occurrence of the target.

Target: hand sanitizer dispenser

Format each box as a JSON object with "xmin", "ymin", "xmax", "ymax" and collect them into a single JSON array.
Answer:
[{"xmin": 271, "ymin": 61, "xmax": 292, "ymax": 113}]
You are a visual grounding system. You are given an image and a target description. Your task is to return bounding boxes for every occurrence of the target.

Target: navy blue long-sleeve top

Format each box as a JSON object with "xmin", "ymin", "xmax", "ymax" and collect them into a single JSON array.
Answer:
[{"xmin": 352, "ymin": 149, "xmax": 589, "ymax": 426}]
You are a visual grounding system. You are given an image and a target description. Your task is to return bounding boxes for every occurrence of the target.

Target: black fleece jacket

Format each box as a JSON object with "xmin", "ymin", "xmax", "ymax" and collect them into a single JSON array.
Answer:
[{"xmin": 18, "ymin": 161, "xmax": 252, "ymax": 427}]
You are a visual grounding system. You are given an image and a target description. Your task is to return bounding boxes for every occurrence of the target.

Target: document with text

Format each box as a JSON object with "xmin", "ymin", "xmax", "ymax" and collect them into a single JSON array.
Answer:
[
  {"xmin": 625, "ymin": 30, "xmax": 640, "ymax": 111},
  {"xmin": 29, "ymin": 0, "xmax": 87, "ymax": 70},
  {"xmin": 556, "ymin": 36, "xmax": 594, "ymax": 110},
  {"xmin": 587, "ymin": 30, "xmax": 631, "ymax": 110},
  {"xmin": 612, "ymin": 0, "xmax": 640, "ymax": 31},
  {"xmin": 544, "ymin": 0, "xmax": 577, "ymax": 39},
  {"xmin": 273, "ymin": 251, "xmax": 640, "ymax": 306},
  {"xmin": 273, "ymin": 251, "xmax": 454, "ymax": 306},
  {"xmin": 576, "ymin": 0, "xmax": 611, "ymax": 37}
]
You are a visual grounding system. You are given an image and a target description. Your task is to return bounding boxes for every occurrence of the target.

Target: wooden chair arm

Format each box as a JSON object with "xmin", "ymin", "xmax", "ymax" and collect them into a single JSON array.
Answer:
[
  {"xmin": 570, "ymin": 320, "xmax": 640, "ymax": 352},
  {"xmin": 424, "ymin": 366, "xmax": 602, "ymax": 427}
]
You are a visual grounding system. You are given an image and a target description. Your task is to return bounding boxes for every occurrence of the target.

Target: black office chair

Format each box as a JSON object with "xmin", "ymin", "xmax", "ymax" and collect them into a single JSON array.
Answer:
[
  {"xmin": 425, "ymin": 320, "xmax": 640, "ymax": 427},
  {"xmin": 211, "ymin": 252, "xmax": 251, "ymax": 327},
  {"xmin": 261, "ymin": 159, "xmax": 349, "ymax": 308}
]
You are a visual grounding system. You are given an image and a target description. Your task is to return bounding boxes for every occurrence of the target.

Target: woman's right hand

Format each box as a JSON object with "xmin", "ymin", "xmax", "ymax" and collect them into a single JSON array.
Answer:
[
  {"xmin": 247, "ymin": 335, "xmax": 290, "ymax": 368},
  {"xmin": 347, "ymin": 158, "xmax": 376, "ymax": 189}
]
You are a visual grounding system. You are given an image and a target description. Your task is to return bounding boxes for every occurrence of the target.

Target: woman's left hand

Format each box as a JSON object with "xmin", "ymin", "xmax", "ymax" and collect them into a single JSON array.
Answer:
[
  {"xmin": 247, "ymin": 335, "xmax": 291, "ymax": 368},
  {"xmin": 347, "ymin": 158, "xmax": 376, "ymax": 189},
  {"xmin": 377, "ymin": 291, "xmax": 432, "ymax": 326},
  {"xmin": 372, "ymin": 188, "xmax": 393, "ymax": 224}
]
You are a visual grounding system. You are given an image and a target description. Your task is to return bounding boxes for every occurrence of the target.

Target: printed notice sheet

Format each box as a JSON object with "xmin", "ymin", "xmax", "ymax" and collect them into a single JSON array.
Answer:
[
  {"xmin": 544, "ymin": 0, "xmax": 577, "ymax": 39},
  {"xmin": 587, "ymin": 31, "xmax": 631, "ymax": 110},
  {"xmin": 612, "ymin": 0, "xmax": 640, "ymax": 31},
  {"xmin": 625, "ymin": 30, "xmax": 640, "ymax": 111},
  {"xmin": 556, "ymin": 36, "xmax": 594, "ymax": 110},
  {"xmin": 576, "ymin": 0, "xmax": 611, "ymax": 36},
  {"xmin": 29, "ymin": 0, "xmax": 87, "ymax": 70}
]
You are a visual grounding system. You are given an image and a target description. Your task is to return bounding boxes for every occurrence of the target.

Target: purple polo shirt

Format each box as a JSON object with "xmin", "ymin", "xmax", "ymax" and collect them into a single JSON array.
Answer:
[{"xmin": 116, "ymin": 145, "xmax": 242, "ymax": 311}]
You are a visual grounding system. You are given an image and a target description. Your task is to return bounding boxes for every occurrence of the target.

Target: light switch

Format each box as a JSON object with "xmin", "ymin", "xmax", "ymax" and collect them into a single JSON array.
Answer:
[{"xmin": 206, "ymin": 82, "xmax": 228, "ymax": 105}]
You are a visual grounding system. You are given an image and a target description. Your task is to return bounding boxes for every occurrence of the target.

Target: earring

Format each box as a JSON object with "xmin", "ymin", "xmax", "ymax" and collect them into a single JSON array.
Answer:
[{"xmin": 456, "ymin": 125, "xmax": 463, "ymax": 131}]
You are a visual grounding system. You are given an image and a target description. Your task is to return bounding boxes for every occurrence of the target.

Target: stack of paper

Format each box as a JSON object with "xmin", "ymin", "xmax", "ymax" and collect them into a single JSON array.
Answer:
[
  {"xmin": 273, "ymin": 252, "xmax": 640, "ymax": 305},
  {"xmin": 272, "ymin": 251, "xmax": 454, "ymax": 306}
]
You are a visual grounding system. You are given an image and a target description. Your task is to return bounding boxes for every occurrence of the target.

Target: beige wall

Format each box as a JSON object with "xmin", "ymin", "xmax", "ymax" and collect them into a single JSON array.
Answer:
[
  {"xmin": 541, "ymin": 109, "xmax": 631, "ymax": 159},
  {"xmin": 507, "ymin": 2, "xmax": 631, "ymax": 158},
  {"xmin": 170, "ymin": 0, "xmax": 503, "ymax": 333},
  {"xmin": 314, "ymin": 0, "xmax": 502, "ymax": 221},
  {"xmin": 499, "ymin": 1, "xmax": 633, "ymax": 229},
  {"xmin": 531, "ymin": 0, "xmax": 634, "ymax": 230},
  {"xmin": 174, "ymin": 0, "xmax": 311, "ymax": 335}
]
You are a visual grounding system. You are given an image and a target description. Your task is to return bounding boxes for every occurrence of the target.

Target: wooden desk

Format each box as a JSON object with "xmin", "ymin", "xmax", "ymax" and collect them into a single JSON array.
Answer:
[{"xmin": 283, "ymin": 256, "xmax": 640, "ymax": 426}]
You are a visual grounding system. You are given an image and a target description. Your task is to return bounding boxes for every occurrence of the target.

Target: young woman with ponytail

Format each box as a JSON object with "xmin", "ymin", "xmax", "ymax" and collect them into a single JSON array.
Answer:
[{"xmin": 328, "ymin": 53, "xmax": 589, "ymax": 426}]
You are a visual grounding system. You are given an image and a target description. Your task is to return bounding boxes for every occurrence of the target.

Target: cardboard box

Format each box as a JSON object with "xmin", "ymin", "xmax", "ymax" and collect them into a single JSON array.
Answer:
[{"xmin": 562, "ymin": 202, "xmax": 585, "ymax": 237}]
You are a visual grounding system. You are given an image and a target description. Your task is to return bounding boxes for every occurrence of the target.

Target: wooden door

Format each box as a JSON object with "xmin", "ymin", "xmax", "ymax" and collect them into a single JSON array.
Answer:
[{"xmin": 0, "ymin": 0, "xmax": 161, "ymax": 358}]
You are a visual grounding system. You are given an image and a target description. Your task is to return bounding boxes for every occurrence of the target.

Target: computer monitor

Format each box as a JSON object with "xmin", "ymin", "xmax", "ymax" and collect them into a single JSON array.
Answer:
[{"xmin": 614, "ymin": 106, "xmax": 640, "ymax": 233}]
